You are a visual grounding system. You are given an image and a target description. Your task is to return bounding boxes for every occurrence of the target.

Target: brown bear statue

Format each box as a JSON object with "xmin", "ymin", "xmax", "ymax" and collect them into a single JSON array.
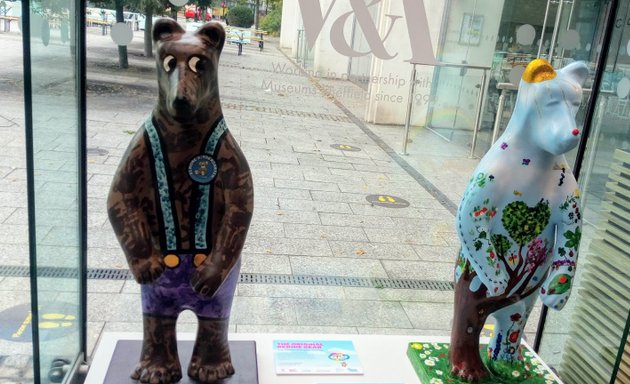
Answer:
[{"xmin": 107, "ymin": 18, "xmax": 253, "ymax": 384}]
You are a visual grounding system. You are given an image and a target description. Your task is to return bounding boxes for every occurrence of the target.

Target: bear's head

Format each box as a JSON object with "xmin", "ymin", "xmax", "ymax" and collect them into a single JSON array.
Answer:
[
  {"xmin": 152, "ymin": 18, "xmax": 225, "ymax": 122},
  {"xmin": 511, "ymin": 59, "xmax": 589, "ymax": 156}
]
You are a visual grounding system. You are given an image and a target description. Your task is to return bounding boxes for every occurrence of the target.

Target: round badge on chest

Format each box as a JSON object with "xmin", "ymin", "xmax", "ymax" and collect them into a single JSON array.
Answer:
[{"xmin": 188, "ymin": 154, "xmax": 218, "ymax": 184}]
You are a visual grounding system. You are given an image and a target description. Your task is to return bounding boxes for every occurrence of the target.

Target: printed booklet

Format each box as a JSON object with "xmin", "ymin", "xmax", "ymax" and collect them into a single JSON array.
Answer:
[{"xmin": 273, "ymin": 340, "xmax": 364, "ymax": 375}]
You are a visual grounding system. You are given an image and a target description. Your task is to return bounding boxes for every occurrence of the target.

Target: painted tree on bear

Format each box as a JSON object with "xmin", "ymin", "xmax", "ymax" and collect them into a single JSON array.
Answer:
[{"xmin": 449, "ymin": 59, "xmax": 587, "ymax": 382}]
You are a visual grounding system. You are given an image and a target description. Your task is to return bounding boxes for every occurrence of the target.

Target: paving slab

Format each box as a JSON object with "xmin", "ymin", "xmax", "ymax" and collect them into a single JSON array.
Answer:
[
  {"xmin": 278, "ymin": 198, "xmax": 353, "ymax": 214},
  {"xmin": 289, "ymin": 256, "xmax": 388, "ymax": 278},
  {"xmin": 343, "ymin": 287, "xmax": 453, "ymax": 304},
  {"xmin": 244, "ymin": 237, "xmax": 331, "ymax": 257},
  {"xmin": 401, "ymin": 302, "xmax": 454, "ymax": 330},
  {"xmin": 283, "ymin": 223, "xmax": 367, "ymax": 242},
  {"xmin": 236, "ymin": 284, "xmax": 344, "ymax": 300},
  {"xmin": 294, "ymin": 298, "xmax": 413, "ymax": 329},
  {"xmin": 328, "ymin": 240, "xmax": 419, "ymax": 260},
  {"xmin": 382, "ymin": 260, "xmax": 455, "ymax": 281},
  {"xmin": 363, "ymin": 226, "xmax": 449, "ymax": 246},
  {"xmin": 231, "ymin": 297, "xmax": 297, "ymax": 326},
  {"xmin": 241, "ymin": 253, "xmax": 292, "ymax": 275},
  {"xmin": 318, "ymin": 212, "xmax": 395, "ymax": 229},
  {"xmin": 246, "ymin": 221, "xmax": 285, "ymax": 238}
]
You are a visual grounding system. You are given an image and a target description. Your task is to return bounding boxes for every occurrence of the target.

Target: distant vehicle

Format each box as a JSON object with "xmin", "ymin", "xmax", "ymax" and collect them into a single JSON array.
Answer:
[
  {"xmin": 86, "ymin": 7, "xmax": 116, "ymax": 25},
  {"xmin": 124, "ymin": 11, "xmax": 145, "ymax": 30},
  {"xmin": 138, "ymin": 16, "xmax": 161, "ymax": 31},
  {"xmin": 184, "ymin": 5, "xmax": 212, "ymax": 21}
]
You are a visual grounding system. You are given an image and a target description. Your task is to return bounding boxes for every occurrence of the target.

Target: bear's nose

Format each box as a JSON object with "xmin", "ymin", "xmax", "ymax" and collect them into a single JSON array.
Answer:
[{"xmin": 173, "ymin": 96, "xmax": 189, "ymax": 111}]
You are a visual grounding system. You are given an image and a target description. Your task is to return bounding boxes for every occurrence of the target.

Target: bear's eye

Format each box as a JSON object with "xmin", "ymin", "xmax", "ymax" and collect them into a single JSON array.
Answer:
[
  {"xmin": 162, "ymin": 55, "xmax": 176, "ymax": 73},
  {"xmin": 188, "ymin": 56, "xmax": 205, "ymax": 73}
]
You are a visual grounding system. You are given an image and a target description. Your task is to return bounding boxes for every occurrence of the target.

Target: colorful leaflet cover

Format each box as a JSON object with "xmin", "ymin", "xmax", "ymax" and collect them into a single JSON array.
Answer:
[{"xmin": 273, "ymin": 340, "xmax": 363, "ymax": 375}]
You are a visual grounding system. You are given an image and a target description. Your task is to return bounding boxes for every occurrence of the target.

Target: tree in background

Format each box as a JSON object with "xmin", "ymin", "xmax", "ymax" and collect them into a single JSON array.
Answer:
[
  {"xmin": 264, "ymin": 0, "xmax": 281, "ymax": 12},
  {"xmin": 92, "ymin": 0, "xmax": 138, "ymax": 67},
  {"xmin": 259, "ymin": 0, "xmax": 280, "ymax": 35},
  {"xmin": 226, "ymin": 4, "xmax": 253, "ymax": 28},
  {"xmin": 141, "ymin": 0, "xmax": 162, "ymax": 57}
]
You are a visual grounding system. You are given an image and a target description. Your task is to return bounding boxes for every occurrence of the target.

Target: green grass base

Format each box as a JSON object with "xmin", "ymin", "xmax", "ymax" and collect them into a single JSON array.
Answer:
[{"xmin": 406, "ymin": 342, "xmax": 561, "ymax": 384}]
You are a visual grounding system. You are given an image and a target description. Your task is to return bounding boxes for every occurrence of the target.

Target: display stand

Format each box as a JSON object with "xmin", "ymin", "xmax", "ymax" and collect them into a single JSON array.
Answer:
[
  {"xmin": 87, "ymin": 333, "xmax": 563, "ymax": 384},
  {"xmin": 407, "ymin": 342, "xmax": 562, "ymax": 384},
  {"xmin": 102, "ymin": 340, "xmax": 258, "ymax": 383}
]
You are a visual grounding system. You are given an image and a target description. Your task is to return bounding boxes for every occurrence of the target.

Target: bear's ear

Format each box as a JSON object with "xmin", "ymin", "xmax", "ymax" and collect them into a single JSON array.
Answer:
[
  {"xmin": 153, "ymin": 18, "xmax": 185, "ymax": 43},
  {"xmin": 196, "ymin": 22, "xmax": 225, "ymax": 52},
  {"xmin": 522, "ymin": 58, "xmax": 556, "ymax": 83},
  {"xmin": 560, "ymin": 61, "xmax": 589, "ymax": 87}
]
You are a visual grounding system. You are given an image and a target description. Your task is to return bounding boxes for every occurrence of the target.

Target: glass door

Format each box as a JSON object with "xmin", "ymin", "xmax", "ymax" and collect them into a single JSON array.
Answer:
[
  {"xmin": 424, "ymin": 0, "xmax": 502, "ymax": 152},
  {"xmin": 537, "ymin": 1, "xmax": 630, "ymax": 383},
  {"xmin": 426, "ymin": 0, "xmax": 609, "ymax": 158},
  {"xmin": 22, "ymin": 0, "xmax": 87, "ymax": 380}
]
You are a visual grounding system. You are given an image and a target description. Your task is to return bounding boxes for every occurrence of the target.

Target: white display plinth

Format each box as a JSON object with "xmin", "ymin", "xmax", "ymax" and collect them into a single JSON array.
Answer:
[
  {"xmin": 86, "ymin": 333, "xmax": 561, "ymax": 383},
  {"xmin": 87, "ymin": 332, "xmax": 437, "ymax": 383}
]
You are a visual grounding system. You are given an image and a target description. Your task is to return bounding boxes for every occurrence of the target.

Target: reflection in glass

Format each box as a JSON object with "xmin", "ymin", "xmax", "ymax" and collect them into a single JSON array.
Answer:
[
  {"xmin": 26, "ymin": 0, "xmax": 82, "ymax": 380},
  {"xmin": 538, "ymin": 2, "xmax": 630, "ymax": 383}
]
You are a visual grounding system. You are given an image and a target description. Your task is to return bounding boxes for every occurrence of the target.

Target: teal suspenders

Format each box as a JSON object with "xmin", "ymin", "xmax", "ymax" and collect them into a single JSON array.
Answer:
[
  {"xmin": 144, "ymin": 116, "xmax": 227, "ymax": 252},
  {"xmin": 195, "ymin": 120, "xmax": 227, "ymax": 250}
]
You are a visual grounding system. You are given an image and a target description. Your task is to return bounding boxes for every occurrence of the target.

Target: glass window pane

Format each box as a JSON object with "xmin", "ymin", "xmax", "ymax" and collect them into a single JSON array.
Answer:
[
  {"xmin": 538, "ymin": 2, "xmax": 630, "ymax": 383},
  {"xmin": 26, "ymin": 0, "xmax": 82, "ymax": 380}
]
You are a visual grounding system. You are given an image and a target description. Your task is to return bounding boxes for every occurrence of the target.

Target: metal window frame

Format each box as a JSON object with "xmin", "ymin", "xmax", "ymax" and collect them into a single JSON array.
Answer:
[{"xmin": 21, "ymin": 0, "xmax": 88, "ymax": 380}]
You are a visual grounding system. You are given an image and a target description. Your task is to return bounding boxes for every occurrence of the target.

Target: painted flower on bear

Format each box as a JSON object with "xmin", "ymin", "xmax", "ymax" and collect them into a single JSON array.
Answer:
[
  {"xmin": 526, "ymin": 237, "xmax": 549, "ymax": 272},
  {"xmin": 509, "ymin": 330, "xmax": 521, "ymax": 343}
]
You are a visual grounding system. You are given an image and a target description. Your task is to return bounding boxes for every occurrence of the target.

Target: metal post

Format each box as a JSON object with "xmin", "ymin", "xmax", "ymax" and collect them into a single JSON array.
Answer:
[
  {"xmin": 469, "ymin": 69, "xmax": 488, "ymax": 158},
  {"xmin": 578, "ymin": 95, "xmax": 606, "ymax": 201},
  {"xmin": 401, "ymin": 64, "xmax": 417, "ymax": 155},
  {"xmin": 560, "ymin": 0, "xmax": 577, "ymax": 59},
  {"xmin": 538, "ymin": 0, "xmax": 552, "ymax": 57},
  {"xmin": 548, "ymin": 0, "xmax": 565, "ymax": 62},
  {"xmin": 491, "ymin": 89, "xmax": 507, "ymax": 144},
  {"xmin": 295, "ymin": 29, "xmax": 302, "ymax": 61}
]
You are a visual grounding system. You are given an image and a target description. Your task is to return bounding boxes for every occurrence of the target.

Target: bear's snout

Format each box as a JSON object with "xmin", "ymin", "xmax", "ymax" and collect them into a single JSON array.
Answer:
[
  {"xmin": 172, "ymin": 95, "xmax": 192, "ymax": 115},
  {"xmin": 167, "ymin": 94, "xmax": 195, "ymax": 121}
]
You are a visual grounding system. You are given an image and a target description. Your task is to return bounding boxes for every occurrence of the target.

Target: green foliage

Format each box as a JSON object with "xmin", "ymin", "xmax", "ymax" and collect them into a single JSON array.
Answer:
[
  {"xmin": 267, "ymin": 0, "xmax": 282, "ymax": 10},
  {"xmin": 491, "ymin": 234, "xmax": 512, "ymax": 258},
  {"xmin": 227, "ymin": 4, "xmax": 253, "ymax": 27},
  {"xmin": 259, "ymin": 7, "xmax": 281, "ymax": 34},
  {"xmin": 408, "ymin": 342, "xmax": 561, "ymax": 384},
  {"xmin": 563, "ymin": 227, "xmax": 581, "ymax": 249},
  {"xmin": 501, "ymin": 200, "xmax": 551, "ymax": 247}
]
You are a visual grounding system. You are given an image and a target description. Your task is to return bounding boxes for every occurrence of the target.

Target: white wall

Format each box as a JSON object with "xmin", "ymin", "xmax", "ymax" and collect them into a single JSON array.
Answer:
[
  {"xmin": 309, "ymin": 0, "xmax": 352, "ymax": 79},
  {"xmin": 279, "ymin": 0, "xmax": 300, "ymax": 51},
  {"xmin": 364, "ymin": 0, "xmax": 446, "ymax": 125},
  {"xmin": 277, "ymin": 0, "xmax": 504, "ymax": 127}
]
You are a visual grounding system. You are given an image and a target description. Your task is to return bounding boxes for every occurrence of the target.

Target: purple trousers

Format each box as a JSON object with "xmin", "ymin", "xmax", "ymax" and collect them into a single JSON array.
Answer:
[{"xmin": 141, "ymin": 255, "xmax": 240, "ymax": 319}]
